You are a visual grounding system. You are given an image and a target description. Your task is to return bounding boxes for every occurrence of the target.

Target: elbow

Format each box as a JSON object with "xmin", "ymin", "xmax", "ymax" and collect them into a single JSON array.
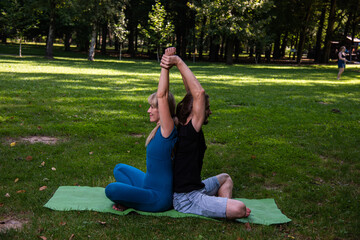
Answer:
[
  {"xmin": 156, "ymin": 90, "xmax": 167, "ymax": 99},
  {"xmin": 193, "ymin": 88, "xmax": 205, "ymax": 100}
]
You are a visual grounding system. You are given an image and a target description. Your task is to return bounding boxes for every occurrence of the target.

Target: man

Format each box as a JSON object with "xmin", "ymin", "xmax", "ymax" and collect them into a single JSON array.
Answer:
[{"xmin": 160, "ymin": 50, "xmax": 251, "ymax": 219}]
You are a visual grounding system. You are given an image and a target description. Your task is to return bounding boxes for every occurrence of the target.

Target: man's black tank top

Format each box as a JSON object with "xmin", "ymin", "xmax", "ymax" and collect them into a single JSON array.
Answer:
[{"xmin": 173, "ymin": 120, "xmax": 207, "ymax": 193}]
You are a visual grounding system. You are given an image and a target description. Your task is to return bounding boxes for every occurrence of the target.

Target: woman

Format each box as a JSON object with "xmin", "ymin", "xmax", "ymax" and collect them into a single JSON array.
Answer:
[
  {"xmin": 105, "ymin": 47, "xmax": 177, "ymax": 212},
  {"xmin": 337, "ymin": 46, "xmax": 348, "ymax": 80}
]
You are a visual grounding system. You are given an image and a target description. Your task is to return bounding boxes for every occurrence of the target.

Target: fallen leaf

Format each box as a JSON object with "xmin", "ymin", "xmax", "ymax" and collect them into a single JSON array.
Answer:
[
  {"xmin": 16, "ymin": 190, "xmax": 26, "ymax": 193},
  {"xmin": 139, "ymin": 104, "xmax": 142, "ymax": 108},
  {"xmin": 37, "ymin": 126, "xmax": 42, "ymax": 129},
  {"xmin": 272, "ymin": 172, "xmax": 277, "ymax": 176},
  {"xmin": 89, "ymin": 152, "xmax": 93, "ymax": 155},
  {"xmin": 51, "ymin": 167, "xmax": 56, "ymax": 171},
  {"xmin": 26, "ymin": 156, "xmax": 33, "ymax": 161},
  {"xmin": 331, "ymin": 108, "xmax": 341, "ymax": 113},
  {"xmin": 69, "ymin": 234, "xmax": 75, "ymax": 240},
  {"xmin": 59, "ymin": 222, "xmax": 67, "ymax": 226},
  {"xmin": 251, "ymin": 155, "xmax": 256, "ymax": 159},
  {"xmin": 39, "ymin": 186, "xmax": 47, "ymax": 191},
  {"xmin": 41, "ymin": 161, "xmax": 45, "ymax": 166},
  {"xmin": 244, "ymin": 222, "xmax": 251, "ymax": 231},
  {"xmin": 14, "ymin": 178, "xmax": 19, "ymax": 183},
  {"xmin": 43, "ymin": 178, "xmax": 49, "ymax": 181},
  {"xmin": 38, "ymin": 236, "xmax": 47, "ymax": 240},
  {"xmin": 5, "ymin": 193, "xmax": 10, "ymax": 198},
  {"xmin": 0, "ymin": 203, "xmax": 4, "ymax": 207},
  {"xmin": 97, "ymin": 221, "xmax": 106, "ymax": 225},
  {"xmin": 10, "ymin": 142, "xmax": 16, "ymax": 147}
]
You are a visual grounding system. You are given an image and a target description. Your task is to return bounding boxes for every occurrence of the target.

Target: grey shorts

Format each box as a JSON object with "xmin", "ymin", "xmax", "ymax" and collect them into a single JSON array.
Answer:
[{"xmin": 173, "ymin": 176, "xmax": 228, "ymax": 218}]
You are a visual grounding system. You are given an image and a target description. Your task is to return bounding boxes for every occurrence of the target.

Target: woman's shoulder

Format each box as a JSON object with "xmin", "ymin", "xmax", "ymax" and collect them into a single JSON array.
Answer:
[{"xmin": 158, "ymin": 125, "xmax": 177, "ymax": 140}]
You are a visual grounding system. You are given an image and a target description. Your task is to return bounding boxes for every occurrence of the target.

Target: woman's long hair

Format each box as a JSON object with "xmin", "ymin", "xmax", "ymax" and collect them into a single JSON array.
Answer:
[
  {"xmin": 176, "ymin": 92, "xmax": 209, "ymax": 125},
  {"xmin": 145, "ymin": 92, "xmax": 176, "ymax": 147}
]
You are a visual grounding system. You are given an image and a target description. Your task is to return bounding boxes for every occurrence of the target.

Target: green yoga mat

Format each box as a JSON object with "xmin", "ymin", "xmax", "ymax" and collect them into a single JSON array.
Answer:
[{"xmin": 44, "ymin": 186, "xmax": 291, "ymax": 225}]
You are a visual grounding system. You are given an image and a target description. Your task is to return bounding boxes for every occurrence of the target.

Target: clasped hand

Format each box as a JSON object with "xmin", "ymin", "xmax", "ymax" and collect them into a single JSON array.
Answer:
[{"xmin": 160, "ymin": 55, "xmax": 179, "ymax": 70}]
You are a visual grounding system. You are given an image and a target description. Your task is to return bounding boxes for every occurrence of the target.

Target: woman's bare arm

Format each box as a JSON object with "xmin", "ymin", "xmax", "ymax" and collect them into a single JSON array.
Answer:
[{"xmin": 157, "ymin": 48, "xmax": 176, "ymax": 138}]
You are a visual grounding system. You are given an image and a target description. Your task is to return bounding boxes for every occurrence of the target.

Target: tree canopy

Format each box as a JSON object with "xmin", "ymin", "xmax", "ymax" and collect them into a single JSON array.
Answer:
[{"xmin": 1, "ymin": 0, "xmax": 359, "ymax": 63}]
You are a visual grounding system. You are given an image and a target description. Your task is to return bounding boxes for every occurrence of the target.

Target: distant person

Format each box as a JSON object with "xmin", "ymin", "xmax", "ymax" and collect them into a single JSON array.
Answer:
[
  {"xmin": 337, "ymin": 46, "xmax": 348, "ymax": 80},
  {"xmin": 160, "ymin": 50, "xmax": 251, "ymax": 219},
  {"xmin": 105, "ymin": 48, "xmax": 177, "ymax": 212}
]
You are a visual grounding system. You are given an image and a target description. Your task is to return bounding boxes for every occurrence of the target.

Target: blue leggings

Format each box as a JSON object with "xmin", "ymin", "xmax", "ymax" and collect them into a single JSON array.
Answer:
[{"xmin": 105, "ymin": 163, "xmax": 172, "ymax": 212}]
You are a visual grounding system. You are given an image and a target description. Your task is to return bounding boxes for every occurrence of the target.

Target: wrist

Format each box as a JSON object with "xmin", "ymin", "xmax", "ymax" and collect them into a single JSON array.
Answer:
[{"xmin": 176, "ymin": 57, "xmax": 184, "ymax": 67}]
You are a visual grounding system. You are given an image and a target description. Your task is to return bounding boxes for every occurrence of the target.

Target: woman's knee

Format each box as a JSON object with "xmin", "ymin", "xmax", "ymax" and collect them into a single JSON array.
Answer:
[{"xmin": 105, "ymin": 183, "xmax": 116, "ymax": 199}]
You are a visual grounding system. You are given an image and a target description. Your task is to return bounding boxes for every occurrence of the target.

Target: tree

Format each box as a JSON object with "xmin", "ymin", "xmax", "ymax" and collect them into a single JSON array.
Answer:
[
  {"xmin": 3, "ymin": 0, "xmax": 38, "ymax": 56},
  {"xmin": 322, "ymin": 0, "xmax": 337, "ymax": 63},
  {"xmin": 84, "ymin": 0, "xmax": 123, "ymax": 61},
  {"xmin": 113, "ymin": 5, "xmax": 128, "ymax": 60},
  {"xmin": 296, "ymin": 0, "xmax": 314, "ymax": 63},
  {"xmin": 141, "ymin": 0, "xmax": 174, "ymax": 61}
]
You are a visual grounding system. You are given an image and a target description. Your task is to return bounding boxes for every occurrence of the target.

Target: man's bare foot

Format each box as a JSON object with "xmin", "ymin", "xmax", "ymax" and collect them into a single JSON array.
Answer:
[
  {"xmin": 165, "ymin": 47, "xmax": 176, "ymax": 56},
  {"xmin": 113, "ymin": 203, "xmax": 128, "ymax": 211},
  {"xmin": 245, "ymin": 207, "xmax": 251, "ymax": 217}
]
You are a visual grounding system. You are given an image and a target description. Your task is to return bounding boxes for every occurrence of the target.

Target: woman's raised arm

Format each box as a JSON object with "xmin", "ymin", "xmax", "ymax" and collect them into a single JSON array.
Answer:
[{"xmin": 157, "ymin": 47, "xmax": 176, "ymax": 138}]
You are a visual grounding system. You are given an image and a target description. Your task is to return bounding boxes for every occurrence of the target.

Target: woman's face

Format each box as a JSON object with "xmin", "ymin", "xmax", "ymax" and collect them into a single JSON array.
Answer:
[
  {"xmin": 342, "ymin": 48, "xmax": 346, "ymax": 52},
  {"xmin": 147, "ymin": 105, "xmax": 160, "ymax": 123}
]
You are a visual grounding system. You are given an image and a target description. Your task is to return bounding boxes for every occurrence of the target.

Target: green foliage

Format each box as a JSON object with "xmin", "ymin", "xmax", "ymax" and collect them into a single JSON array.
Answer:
[
  {"xmin": 113, "ymin": 5, "xmax": 128, "ymax": 43},
  {"xmin": 139, "ymin": 0, "xmax": 174, "ymax": 56}
]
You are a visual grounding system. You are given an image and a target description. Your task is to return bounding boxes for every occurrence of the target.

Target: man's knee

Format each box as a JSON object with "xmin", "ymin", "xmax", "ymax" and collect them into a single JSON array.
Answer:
[{"xmin": 216, "ymin": 173, "xmax": 232, "ymax": 185}]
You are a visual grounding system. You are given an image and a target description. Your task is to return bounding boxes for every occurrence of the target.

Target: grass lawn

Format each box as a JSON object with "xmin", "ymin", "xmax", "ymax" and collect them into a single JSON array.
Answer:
[{"xmin": 0, "ymin": 44, "xmax": 359, "ymax": 239}]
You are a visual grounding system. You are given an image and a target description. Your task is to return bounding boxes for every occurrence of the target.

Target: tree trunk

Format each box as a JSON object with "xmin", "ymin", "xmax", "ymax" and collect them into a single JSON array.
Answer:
[
  {"xmin": 209, "ymin": 35, "xmax": 220, "ymax": 62},
  {"xmin": 293, "ymin": 34, "xmax": 299, "ymax": 60},
  {"xmin": 234, "ymin": 38, "xmax": 240, "ymax": 62},
  {"xmin": 19, "ymin": 38, "xmax": 22, "ymax": 57},
  {"xmin": 127, "ymin": 20, "xmax": 135, "ymax": 57},
  {"xmin": 249, "ymin": 46, "xmax": 254, "ymax": 58},
  {"xmin": 280, "ymin": 32, "xmax": 288, "ymax": 57},
  {"xmin": 225, "ymin": 35, "xmax": 235, "ymax": 65},
  {"xmin": 88, "ymin": 25, "xmax": 97, "ymax": 61},
  {"xmin": 315, "ymin": 6, "xmax": 326, "ymax": 62},
  {"xmin": 45, "ymin": 22, "xmax": 55, "ymax": 59},
  {"xmin": 101, "ymin": 23, "xmax": 108, "ymax": 55},
  {"xmin": 265, "ymin": 44, "xmax": 271, "ymax": 63},
  {"xmin": 64, "ymin": 31, "xmax": 72, "ymax": 52},
  {"xmin": 45, "ymin": 0, "xmax": 55, "ymax": 59},
  {"xmin": 198, "ymin": 16, "xmax": 207, "ymax": 61},
  {"xmin": 115, "ymin": 38, "xmax": 119, "ymax": 52},
  {"xmin": 1, "ymin": 32, "xmax": 6, "ymax": 43},
  {"xmin": 297, "ymin": 3, "xmax": 313, "ymax": 64},
  {"xmin": 273, "ymin": 33, "xmax": 281, "ymax": 59},
  {"xmin": 119, "ymin": 43, "xmax": 122, "ymax": 61},
  {"xmin": 220, "ymin": 35, "xmax": 225, "ymax": 59},
  {"xmin": 322, "ymin": 0, "xmax": 337, "ymax": 63},
  {"xmin": 135, "ymin": 26, "xmax": 138, "ymax": 54}
]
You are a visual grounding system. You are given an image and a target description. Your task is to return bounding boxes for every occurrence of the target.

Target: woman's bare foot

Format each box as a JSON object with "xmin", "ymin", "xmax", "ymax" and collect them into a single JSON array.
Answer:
[
  {"xmin": 165, "ymin": 47, "xmax": 176, "ymax": 56},
  {"xmin": 112, "ymin": 203, "xmax": 128, "ymax": 211}
]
